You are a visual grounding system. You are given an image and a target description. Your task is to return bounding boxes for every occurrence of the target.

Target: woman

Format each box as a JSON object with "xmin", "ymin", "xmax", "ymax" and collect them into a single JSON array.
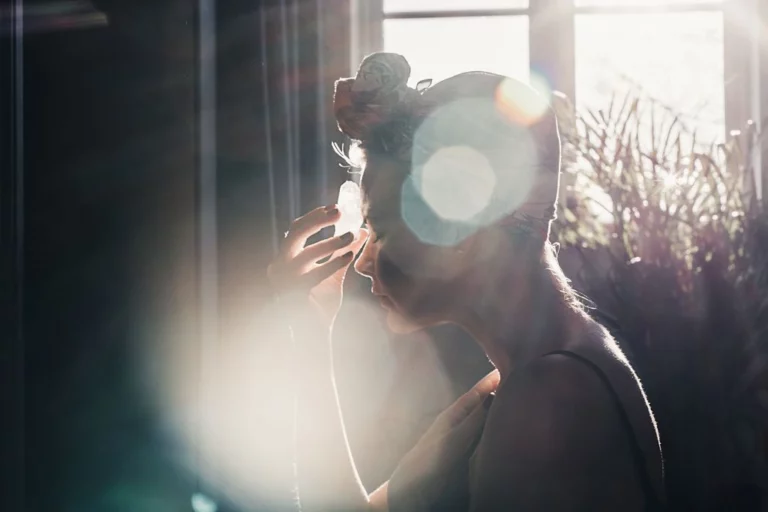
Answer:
[{"xmin": 268, "ymin": 53, "xmax": 665, "ymax": 511}]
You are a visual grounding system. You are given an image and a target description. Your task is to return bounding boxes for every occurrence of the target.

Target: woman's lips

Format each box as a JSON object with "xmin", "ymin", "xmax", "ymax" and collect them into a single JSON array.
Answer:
[{"xmin": 372, "ymin": 289, "xmax": 393, "ymax": 309}]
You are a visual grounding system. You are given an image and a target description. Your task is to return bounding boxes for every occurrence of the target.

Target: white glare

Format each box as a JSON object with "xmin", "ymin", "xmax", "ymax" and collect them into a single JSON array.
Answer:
[
  {"xmin": 529, "ymin": 71, "xmax": 553, "ymax": 108},
  {"xmin": 663, "ymin": 172, "xmax": 680, "ymax": 189},
  {"xmin": 420, "ymin": 146, "xmax": 496, "ymax": 221},
  {"xmin": 334, "ymin": 181, "xmax": 363, "ymax": 236},
  {"xmin": 403, "ymin": 97, "xmax": 538, "ymax": 247},
  {"xmin": 348, "ymin": 144, "xmax": 366, "ymax": 168},
  {"xmin": 191, "ymin": 493, "xmax": 218, "ymax": 512},
  {"xmin": 495, "ymin": 74, "xmax": 550, "ymax": 127}
]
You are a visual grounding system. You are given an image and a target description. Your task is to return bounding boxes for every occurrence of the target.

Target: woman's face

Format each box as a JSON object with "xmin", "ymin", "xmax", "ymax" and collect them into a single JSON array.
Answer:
[{"xmin": 353, "ymin": 156, "xmax": 471, "ymax": 333}]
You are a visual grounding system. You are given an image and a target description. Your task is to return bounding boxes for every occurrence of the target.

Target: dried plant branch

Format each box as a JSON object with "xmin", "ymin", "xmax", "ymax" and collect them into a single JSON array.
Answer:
[{"xmin": 551, "ymin": 90, "xmax": 768, "ymax": 509}]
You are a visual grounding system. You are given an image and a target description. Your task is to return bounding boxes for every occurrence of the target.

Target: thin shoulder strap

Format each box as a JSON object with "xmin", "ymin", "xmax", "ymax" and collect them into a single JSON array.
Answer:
[{"xmin": 544, "ymin": 350, "xmax": 665, "ymax": 512}]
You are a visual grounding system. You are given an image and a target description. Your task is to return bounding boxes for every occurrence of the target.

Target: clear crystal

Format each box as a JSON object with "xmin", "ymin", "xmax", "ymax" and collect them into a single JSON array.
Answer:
[{"xmin": 334, "ymin": 180, "xmax": 363, "ymax": 236}]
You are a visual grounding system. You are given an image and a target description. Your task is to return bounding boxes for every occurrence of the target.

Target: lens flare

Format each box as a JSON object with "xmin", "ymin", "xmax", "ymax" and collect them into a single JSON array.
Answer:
[
  {"xmin": 191, "ymin": 493, "xmax": 218, "ymax": 512},
  {"xmin": 420, "ymin": 145, "xmax": 496, "ymax": 222},
  {"xmin": 495, "ymin": 73, "xmax": 551, "ymax": 127},
  {"xmin": 403, "ymin": 96, "xmax": 539, "ymax": 247}
]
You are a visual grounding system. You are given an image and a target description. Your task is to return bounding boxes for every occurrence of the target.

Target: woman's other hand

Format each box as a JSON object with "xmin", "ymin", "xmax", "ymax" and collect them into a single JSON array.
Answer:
[
  {"xmin": 386, "ymin": 369, "xmax": 501, "ymax": 511},
  {"xmin": 267, "ymin": 204, "xmax": 368, "ymax": 330}
]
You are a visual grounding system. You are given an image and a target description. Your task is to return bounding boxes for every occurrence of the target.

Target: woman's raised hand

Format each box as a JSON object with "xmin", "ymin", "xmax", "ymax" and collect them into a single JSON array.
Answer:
[
  {"xmin": 267, "ymin": 205, "xmax": 368, "ymax": 330},
  {"xmin": 385, "ymin": 370, "xmax": 501, "ymax": 511}
]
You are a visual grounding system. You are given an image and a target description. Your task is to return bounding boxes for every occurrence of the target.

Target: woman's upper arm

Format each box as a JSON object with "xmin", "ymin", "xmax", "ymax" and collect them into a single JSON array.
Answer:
[{"xmin": 468, "ymin": 355, "xmax": 635, "ymax": 511}]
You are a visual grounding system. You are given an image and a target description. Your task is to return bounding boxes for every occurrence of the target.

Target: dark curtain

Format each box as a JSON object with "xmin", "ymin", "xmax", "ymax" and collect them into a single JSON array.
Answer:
[
  {"xmin": 216, "ymin": 0, "xmax": 353, "ymax": 312},
  {"xmin": 209, "ymin": 1, "xmax": 356, "ymax": 508},
  {"xmin": 18, "ymin": 2, "xmax": 203, "ymax": 510},
  {"xmin": 3, "ymin": 1, "xmax": 491, "ymax": 510},
  {"xmin": 1, "ymin": 3, "xmax": 25, "ymax": 511}
]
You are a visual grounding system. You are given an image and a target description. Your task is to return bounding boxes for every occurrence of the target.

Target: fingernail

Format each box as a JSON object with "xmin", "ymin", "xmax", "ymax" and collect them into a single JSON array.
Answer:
[
  {"xmin": 339, "ymin": 231, "xmax": 353, "ymax": 243},
  {"xmin": 482, "ymin": 393, "xmax": 495, "ymax": 411},
  {"xmin": 342, "ymin": 251, "xmax": 354, "ymax": 259}
]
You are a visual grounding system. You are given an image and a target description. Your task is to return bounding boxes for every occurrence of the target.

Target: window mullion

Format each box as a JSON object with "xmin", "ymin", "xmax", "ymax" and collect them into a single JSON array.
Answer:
[
  {"xmin": 725, "ymin": 0, "xmax": 768, "ymax": 204},
  {"xmin": 529, "ymin": 0, "xmax": 575, "ymax": 209},
  {"xmin": 352, "ymin": 0, "xmax": 384, "ymax": 66},
  {"xmin": 723, "ymin": 0, "xmax": 751, "ymax": 150},
  {"xmin": 529, "ymin": 0, "xmax": 575, "ymax": 102},
  {"xmin": 756, "ymin": 0, "xmax": 768, "ymax": 205}
]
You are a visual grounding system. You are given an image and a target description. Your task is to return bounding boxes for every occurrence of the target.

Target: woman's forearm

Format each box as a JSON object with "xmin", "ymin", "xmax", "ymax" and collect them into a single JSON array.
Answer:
[{"xmin": 293, "ymin": 322, "xmax": 373, "ymax": 511}]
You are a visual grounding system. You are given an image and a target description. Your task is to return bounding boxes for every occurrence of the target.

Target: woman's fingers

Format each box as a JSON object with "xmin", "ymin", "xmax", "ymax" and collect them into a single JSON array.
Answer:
[
  {"xmin": 300, "ymin": 251, "xmax": 355, "ymax": 288},
  {"xmin": 473, "ymin": 369, "xmax": 501, "ymax": 396},
  {"xmin": 270, "ymin": 226, "xmax": 367, "ymax": 293},
  {"xmin": 292, "ymin": 231, "xmax": 355, "ymax": 271},
  {"xmin": 290, "ymin": 228, "xmax": 368, "ymax": 273},
  {"xmin": 440, "ymin": 395, "xmax": 494, "ymax": 462},
  {"xmin": 283, "ymin": 205, "xmax": 341, "ymax": 257},
  {"xmin": 431, "ymin": 370, "xmax": 500, "ymax": 434},
  {"xmin": 350, "ymin": 228, "xmax": 369, "ymax": 254}
]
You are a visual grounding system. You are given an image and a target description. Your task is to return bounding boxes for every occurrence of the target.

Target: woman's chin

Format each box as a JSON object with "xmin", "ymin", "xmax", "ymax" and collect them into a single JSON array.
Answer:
[{"xmin": 384, "ymin": 308, "xmax": 424, "ymax": 334}]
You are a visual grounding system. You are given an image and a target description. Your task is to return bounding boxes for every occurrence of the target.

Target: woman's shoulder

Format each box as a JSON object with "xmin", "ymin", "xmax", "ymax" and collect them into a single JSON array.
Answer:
[
  {"xmin": 491, "ymin": 347, "xmax": 625, "ymax": 434},
  {"xmin": 494, "ymin": 321, "xmax": 631, "ymax": 418},
  {"xmin": 476, "ymin": 323, "xmax": 665, "ymax": 505},
  {"xmin": 468, "ymin": 350, "xmax": 651, "ymax": 509}
]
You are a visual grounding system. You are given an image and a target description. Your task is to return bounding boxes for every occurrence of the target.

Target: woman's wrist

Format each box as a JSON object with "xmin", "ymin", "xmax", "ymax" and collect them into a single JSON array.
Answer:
[
  {"xmin": 369, "ymin": 481, "xmax": 390, "ymax": 511},
  {"xmin": 273, "ymin": 290, "xmax": 334, "ymax": 332},
  {"xmin": 290, "ymin": 315, "xmax": 334, "ymax": 367}
]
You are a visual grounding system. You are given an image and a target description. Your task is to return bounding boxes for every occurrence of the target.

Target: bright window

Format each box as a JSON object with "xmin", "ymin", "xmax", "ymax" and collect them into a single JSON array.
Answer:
[
  {"xmin": 576, "ymin": 0, "xmax": 721, "ymax": 6},
  {"xmin": 575, "ymin": 11, "xmax": 725, "ymax": 144},
  {"xmin": 384, "ymin": 0, "xmax": 528, "ymax": 13},
  {"xmin": 383, "ymin": 16, "xmax": 530, "ymax": 86},
  {"xmin": 382, "ymin": 1, "xmax": 727, "ymax": 145}
]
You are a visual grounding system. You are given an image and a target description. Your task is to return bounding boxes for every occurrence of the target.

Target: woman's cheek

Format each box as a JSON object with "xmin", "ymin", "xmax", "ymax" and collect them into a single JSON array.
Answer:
[{"xmin": 376, "ymin": 245, "xmax": 411, "ymax": 294}]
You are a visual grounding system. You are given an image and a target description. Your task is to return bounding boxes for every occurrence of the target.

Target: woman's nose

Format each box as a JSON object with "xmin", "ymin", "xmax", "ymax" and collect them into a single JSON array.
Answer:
[{"xmin": 354, "ymin": 240, "xmax": 375, "ymax": 278}]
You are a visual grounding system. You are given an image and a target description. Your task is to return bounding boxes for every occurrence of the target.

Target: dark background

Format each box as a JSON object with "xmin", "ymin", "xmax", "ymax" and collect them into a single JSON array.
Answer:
[
  {"xmin": 1, "ymin": 2, "xmax": 489, "ymax": 510},
  {"xmin": 8, "ymin": 1, "xmax": 200, "ymax": 510},
  {"xmin": 5, "ymin": 1, "xmax": 266, "ymax": 510}
]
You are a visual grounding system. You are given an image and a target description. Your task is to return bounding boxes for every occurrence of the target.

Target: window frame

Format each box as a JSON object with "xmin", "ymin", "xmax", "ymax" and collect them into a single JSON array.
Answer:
[{"xmin": 354, "ymin": 0, "xmax": 766, "ymax": 204}]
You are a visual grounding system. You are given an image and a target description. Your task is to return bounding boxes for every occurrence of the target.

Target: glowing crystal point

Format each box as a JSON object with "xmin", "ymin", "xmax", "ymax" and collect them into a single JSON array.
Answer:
[
  {"xmin": 191, "ymin": 493, "xmax": 218, "ymax": 512},
  {"xmin": 334, "ymin": 180, "xmax": 363, "ymax": 236}
]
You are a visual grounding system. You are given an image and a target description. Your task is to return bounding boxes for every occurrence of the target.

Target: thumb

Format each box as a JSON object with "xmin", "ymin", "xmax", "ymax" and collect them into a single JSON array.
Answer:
[
  {"xmin": 350, "ymin": 228, "xmax": 369, "ymax": 255},
  {"xmin": 441, "ymin": 394, "xmax": 495, "ymax": 462},
  {"xmin": 431, "ymin": 369, "xmax": 500, "ymax": 435},
  {"xmin": 331, "ymin": 228, "xmax": 368, "ymax": 267},
  {"xmin": 330, "ymin": 228, "xmax": 369, "ymax": 282}
]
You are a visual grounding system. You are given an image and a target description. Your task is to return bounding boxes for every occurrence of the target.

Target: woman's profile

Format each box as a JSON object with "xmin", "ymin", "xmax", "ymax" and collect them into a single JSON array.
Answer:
[{"xmin": 267, "ymin": 52, "xmax": 665, "ymax": 511}]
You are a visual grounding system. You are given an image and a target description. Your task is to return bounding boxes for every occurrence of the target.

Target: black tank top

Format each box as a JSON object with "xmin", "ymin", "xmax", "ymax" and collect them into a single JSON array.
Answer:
[
  {"xmin": 545, "ymin": 350, "xmax": 666, "ymax": 511},
  {"xmin": 408, "ymin": 350, "xmax": 666, "ymax": 512}
]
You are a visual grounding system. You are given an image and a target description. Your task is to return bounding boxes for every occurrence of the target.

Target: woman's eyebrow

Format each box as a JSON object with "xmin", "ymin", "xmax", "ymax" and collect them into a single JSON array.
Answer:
[
  {"xmin": 363, "ymin": 210, "xmax": 381, "ymax": 225},
  {"xmin": 364, "ymin": 211, "xmax": 391, "ymax": 227}
]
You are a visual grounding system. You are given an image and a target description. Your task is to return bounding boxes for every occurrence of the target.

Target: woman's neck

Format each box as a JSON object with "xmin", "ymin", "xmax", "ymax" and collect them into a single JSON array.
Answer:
[{"xmin": 455, "ymin": 243, "xmax": 581, "ymax": 378}]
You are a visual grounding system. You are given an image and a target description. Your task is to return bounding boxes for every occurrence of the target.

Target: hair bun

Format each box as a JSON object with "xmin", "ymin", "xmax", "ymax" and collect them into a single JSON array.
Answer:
[{"xmin": 334, "ymin": 52, "xmax": 418, "ymax": 140}]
